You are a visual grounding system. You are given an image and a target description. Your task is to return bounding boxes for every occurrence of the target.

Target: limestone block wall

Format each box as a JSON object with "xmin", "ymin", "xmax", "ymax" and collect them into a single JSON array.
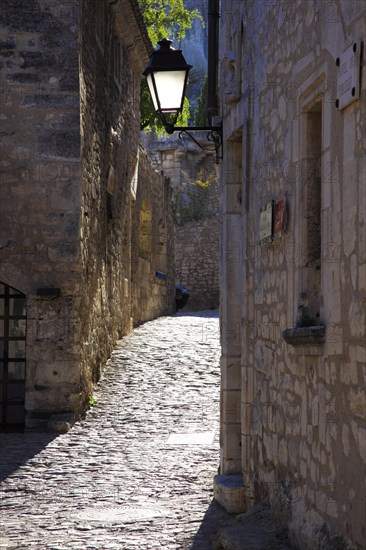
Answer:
[
  {"xmin": 78, "ymin": 0, "xmax": 143, "ymax": 398},
  {"xmin": 220, "ymin": 1, "xmax": 366, "ymax": 548},
  {"xmin": 175, "ymin": 219, "xmax": 219, "ymax": 311},
  {"xmin": 131, "ymin": 147, "xmax": 175, "ymax": 326},
  {"xmin": 0, "ymin": 0, "xmax": 82, "ymax": 426}
]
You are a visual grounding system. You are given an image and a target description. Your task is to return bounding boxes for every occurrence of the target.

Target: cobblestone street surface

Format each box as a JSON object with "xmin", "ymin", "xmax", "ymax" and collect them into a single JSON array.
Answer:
[{"xmin": 1, "ymin": 311, "xmax": 234, "ymax": 549}]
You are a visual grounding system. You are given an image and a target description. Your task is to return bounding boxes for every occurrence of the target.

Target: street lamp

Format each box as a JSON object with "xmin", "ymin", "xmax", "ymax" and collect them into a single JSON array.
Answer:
[
  {"xmin": 143, "ymin": 38, "xmax": 223, "ymax": 163},
  {"xmin": 144, "ymin": 38, "xmax": 192, "ymax": 130}
]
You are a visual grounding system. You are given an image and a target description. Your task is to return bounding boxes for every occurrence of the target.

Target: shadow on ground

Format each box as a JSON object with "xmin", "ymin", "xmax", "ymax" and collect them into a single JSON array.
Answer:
[
  {"xmin": 0, "ymin": 432, "xmax": 57, "ymax": 481},
  {"xmin": 189, "ymin": 499, "xmax": 234, "ymax": 549},
  {"xmin": 198, "ymin": 503, "xmax": 296, "ymax": 550}
]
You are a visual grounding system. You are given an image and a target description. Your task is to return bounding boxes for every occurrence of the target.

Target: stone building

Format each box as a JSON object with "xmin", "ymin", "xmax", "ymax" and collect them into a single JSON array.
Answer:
[
  {"xmin": 217, "ymin": 1, "xmax": 366, "ymax": 548},
  {"xmin": 143, "ymin": 132, "xmax": 220, "ymax": 311},
  {"xmin": 0, "ymin": 0, "xmax": 174, "ymax": 432}
]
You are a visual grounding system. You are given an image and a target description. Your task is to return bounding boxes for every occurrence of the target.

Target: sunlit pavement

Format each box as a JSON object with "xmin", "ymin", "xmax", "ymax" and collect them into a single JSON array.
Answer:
[{"xmin": 0, "ymin": 310, "xmax": 235, "ymax": 549}]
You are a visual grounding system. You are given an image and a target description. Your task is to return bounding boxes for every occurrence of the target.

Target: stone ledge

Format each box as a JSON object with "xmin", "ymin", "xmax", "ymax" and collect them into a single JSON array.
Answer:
[
  {"xmin": 213, "ymin": 474, "xmax": 246, "ymax": 514},
  {"xmin": 283, "ymin": 326, "xmax": 325, "ymax": 346}
]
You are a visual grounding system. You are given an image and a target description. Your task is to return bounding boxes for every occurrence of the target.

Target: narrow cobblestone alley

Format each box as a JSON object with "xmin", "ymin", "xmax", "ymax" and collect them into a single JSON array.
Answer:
[{"xmin": 0, "ymin": 311, "xmax": 233, "ymax": 550}]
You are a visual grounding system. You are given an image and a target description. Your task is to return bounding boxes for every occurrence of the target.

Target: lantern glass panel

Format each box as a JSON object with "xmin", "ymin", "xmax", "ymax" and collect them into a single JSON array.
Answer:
[{"xmin": 150, "ymin": 70, "xmax": 186, "ymax": 112}]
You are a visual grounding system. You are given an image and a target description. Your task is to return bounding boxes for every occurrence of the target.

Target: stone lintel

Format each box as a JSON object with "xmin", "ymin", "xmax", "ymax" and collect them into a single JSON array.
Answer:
[{"xmin": 213, "ymin": 474, "xmax": 247, "ymax": 514}]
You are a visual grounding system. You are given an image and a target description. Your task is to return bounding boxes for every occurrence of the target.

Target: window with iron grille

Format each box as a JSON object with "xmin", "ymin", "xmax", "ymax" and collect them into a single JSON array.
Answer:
[{"xmin": 0, "ymin": 282, "xmax": 27, "ymax": 432}]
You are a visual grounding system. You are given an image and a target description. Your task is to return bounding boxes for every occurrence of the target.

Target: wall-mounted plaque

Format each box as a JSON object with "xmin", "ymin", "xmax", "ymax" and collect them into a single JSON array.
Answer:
[
  {"xmin": 273, "ymin": 196, "xmax": 287, "ymax": 239},
  {"xmin": 259, "ymin": 201, "xmax": 273, "ymax": 244},
  {"xmin": 336, "ymin": 42, "xmax": 361, "ymax": 110}
]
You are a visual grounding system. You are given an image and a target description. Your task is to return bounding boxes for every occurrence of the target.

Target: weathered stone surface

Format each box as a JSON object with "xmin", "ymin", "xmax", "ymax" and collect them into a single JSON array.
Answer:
[
  {"xmin": 213, "ymin": 475, "xmax": 246, "ymax": 514},
  {"xmin": 219, "ymin": 0, "xmax": 366, "ymax": 548},
  {"xmin": 176, "ymin": 218, "xmax": 220, "ymax": 311}
]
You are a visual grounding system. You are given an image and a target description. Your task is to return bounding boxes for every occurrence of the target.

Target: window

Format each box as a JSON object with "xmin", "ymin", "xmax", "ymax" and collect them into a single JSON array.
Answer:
[
  {"xmin": 0, "ymin": 282, "xmax": 27, "ymax": 432},
  {"xmin": 297, "ymin": 101, "xmax": 322, "ymax": 326}
]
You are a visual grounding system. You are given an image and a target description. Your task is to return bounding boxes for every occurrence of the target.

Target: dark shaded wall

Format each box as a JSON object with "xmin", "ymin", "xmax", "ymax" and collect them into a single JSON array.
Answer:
[{"xmin": 0, "ymin": 0, "xmax": 82, "ymax": 426}]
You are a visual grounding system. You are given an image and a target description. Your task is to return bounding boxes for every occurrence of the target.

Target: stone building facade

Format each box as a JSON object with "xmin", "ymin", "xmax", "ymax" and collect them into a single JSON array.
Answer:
[
  {"xmin": 218, "ymin": 1, "xmax": 366, "ymax": 548},
  {"xmin": 131, "ymin": 147, "xmax": 175, "ymax": 326},
  {"xmin": 0, "ymin": 0, "xmax": 174, "ymax": 432},
  {"xmin": 143, "ymin": 133, "xmax": 220, "ymax": 311}
]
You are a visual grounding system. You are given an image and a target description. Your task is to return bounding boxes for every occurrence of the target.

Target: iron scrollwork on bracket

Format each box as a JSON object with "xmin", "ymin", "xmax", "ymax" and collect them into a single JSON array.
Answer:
[{"xmin": 165, "ymin": 124, "xmax": 223, "ymax": 164}]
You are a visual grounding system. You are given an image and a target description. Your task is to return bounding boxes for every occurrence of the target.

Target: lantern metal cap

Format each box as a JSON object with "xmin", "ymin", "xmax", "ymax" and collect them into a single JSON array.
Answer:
[{"xmin": 143, "ymin": 38, "xmax": 192, "ymax": 74}]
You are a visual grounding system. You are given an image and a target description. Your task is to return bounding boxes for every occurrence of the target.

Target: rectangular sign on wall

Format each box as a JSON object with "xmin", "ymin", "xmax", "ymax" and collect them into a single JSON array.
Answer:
[{"xmin": 336, "ymin": 42, "xmax": 361, "ymax": 110}]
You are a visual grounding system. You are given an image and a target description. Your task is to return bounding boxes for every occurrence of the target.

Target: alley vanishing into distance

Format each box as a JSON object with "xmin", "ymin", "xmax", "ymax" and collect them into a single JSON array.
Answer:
[{"xmin": 0, "ymin": 311, "xmax": 233, "ymax": 549}]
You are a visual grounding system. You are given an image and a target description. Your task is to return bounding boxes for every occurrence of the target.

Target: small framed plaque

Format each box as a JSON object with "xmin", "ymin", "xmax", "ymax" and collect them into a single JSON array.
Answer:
[
  {"xmin": 259, "ymin": 201, "xmax": 274, "ymax": 244},
  {"xmin": 336, "ymin": 42, "xmax": 361, "ymax": 110}
]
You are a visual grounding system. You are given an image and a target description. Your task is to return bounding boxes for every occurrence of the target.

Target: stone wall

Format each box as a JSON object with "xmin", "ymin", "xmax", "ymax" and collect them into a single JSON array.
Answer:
[
  {"xmin": 131, "ymin": 146, "xmax": 175, "ymax": 326},
  {"xmin": 175, "ymin": 219, "xmax": 219, "ymax": 311},
  {"xmin": 0, "ymin": 0, "xmax": 174, "ymax": 430},
  {"xmin": 78, "ymin": 0, "xmax": 146, "ymax": 399},
  {"xmin": 0, "ymin": 0, "xmax": 82, "ymax": 427},
  {"xmin": 219, "ymin": 1, "xmax": 366, "ymax": 548}
]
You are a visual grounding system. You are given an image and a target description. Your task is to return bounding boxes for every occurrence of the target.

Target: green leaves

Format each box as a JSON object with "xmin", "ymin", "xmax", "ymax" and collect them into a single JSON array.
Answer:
[{"xmin": 139, "ymin": 0, "xmax": 202, "ymax": 46}]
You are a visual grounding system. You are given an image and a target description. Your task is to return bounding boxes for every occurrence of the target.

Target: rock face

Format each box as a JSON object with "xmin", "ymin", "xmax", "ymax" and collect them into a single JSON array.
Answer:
[{"xmin": 180, "ymin": 0, "xmax": 208, "ymax": 116}]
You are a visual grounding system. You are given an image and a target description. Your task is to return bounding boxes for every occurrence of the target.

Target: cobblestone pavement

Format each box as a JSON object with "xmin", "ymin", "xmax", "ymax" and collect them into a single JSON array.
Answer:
[{"xmin": 1, "ymin": 310, "xmax": 234, "ymax": 550}]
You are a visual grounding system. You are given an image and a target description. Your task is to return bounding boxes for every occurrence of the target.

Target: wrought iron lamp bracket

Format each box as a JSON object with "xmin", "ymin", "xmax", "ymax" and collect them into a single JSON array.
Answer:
[{"xmin": 165, "ymin": 124, "xmax": 223, "ymax": 163}]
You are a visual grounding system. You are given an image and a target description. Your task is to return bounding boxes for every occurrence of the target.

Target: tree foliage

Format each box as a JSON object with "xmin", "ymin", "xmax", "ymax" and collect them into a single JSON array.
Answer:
[
  {"xmin": 139, "ymin": 0, "xmax": 201, "ymax": 46},
  {"xmin": 139, "ymin": 0, "xmax": 202, "ymax": 133}
]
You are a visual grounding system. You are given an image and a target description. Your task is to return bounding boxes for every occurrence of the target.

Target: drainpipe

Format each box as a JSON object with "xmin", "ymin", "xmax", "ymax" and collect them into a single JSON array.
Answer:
[{"xmin": 207, "ymin": 0, "xmax": 220, "ymax": 122}]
